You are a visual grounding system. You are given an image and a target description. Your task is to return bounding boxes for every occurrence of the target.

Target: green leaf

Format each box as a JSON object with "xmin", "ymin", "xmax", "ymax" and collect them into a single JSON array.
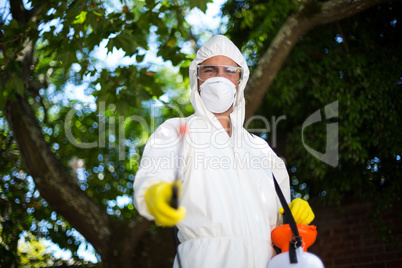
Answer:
[
  {"xmin": 8, "ymin": 20, "xmax": 20, "ymax": 30},
  {"xmin": 107, "ymin": 30, "xmax": 137, "ymax": 56},
  {"xmin": 5, "ymin": 75, "xmax": 25, "ymax": 96},
  {"xmin": 73, "ymin": 11, "xmax": 88, "ymax": 24},
  {"xmin": 116, "ymin": 99, "xmax": 130, "ymax": 115},
  {"xmin": 136, "ymin": 54, "xmax": 145, "ymax": 63},
  {"xmin": 56, "ymin": 50, "xmax": 78, "ymax": 70},
  {"xmin": 125, "ymin": 12, "xmax": 134, "ymax": 21},
  {"xmin": 0, "ymin": 87, "xmax": 8, "ymax": 109},
  {"xmin": 93, "ymin": 11, "xmax": 103, "ymax": 17},
  {"xmin": 188, "ymin": 0, "xmax": 213, "ymax": 13}
]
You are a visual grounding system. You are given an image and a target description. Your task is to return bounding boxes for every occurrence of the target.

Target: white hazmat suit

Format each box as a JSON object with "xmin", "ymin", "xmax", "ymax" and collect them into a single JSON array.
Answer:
[{"xmin": 134, "ymin": 35, "xmax": 291, "ymax": 268}]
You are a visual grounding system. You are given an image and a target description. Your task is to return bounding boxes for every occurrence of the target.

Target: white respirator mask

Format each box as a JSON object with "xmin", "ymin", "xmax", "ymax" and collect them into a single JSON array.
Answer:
[{"xmin": 199, "ymin": 77, "xmax": 237, "ymax": 114}]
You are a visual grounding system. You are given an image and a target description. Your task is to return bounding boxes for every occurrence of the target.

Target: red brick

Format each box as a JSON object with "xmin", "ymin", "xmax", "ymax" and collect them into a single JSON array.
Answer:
[
  {"xmin": 354, "ymin": 254, "xmax": 374, "ymax": 263},
  {"xmin": 334, "ymin": 256, "xmax": 356, "ymax": 265},
  {"xmin": 387, "ymin": 259, "xmax": 402, "ymax": 268},
  {"xmin": 364, "ymin": 245, "xmax": 385, "ymax": 255},
  {"xmin": 375, "ymin": 252, "xmax": 396, "ymax": 261},
  {"xmin": 310, "ymin": 198, "xmax": 402, "ymax": 268}
]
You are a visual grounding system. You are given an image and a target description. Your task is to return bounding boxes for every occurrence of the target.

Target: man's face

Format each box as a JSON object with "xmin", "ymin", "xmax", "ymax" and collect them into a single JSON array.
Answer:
[{"xmin": 197, "ymin": 55, "xmax": 241, "ymax": 89}]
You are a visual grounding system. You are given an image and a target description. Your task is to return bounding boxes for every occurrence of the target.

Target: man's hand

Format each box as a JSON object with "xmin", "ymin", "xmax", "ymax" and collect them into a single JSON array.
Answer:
[
  {"xmin": 145, "ymin": 181, "xmax": 185, "ymax": 227},
  {"xmin": 279, "ymin": 198, "xmax": 315, "ymax": 225}
]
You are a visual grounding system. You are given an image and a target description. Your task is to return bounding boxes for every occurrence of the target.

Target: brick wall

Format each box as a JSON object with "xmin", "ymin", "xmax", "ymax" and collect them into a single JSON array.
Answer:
[{"xmin": 308, "ymin": 199, "xmax": 402, "ymax": 268}]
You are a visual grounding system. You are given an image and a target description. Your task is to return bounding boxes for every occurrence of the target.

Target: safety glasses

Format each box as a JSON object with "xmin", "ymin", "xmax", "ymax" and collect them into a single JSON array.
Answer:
[{"xmin": 197, "ymin": 65, "xmax": 243, "ymax": 83}]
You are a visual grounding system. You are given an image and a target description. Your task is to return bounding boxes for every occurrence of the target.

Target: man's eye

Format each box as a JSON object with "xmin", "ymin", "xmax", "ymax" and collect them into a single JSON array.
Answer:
[
  {"xmin": 225, "ymin": 67, "xmax": 237, "ymax": 74},
  {"xmin": 202, "ymin": 67, "xmax": 217, "ymax": 74}
]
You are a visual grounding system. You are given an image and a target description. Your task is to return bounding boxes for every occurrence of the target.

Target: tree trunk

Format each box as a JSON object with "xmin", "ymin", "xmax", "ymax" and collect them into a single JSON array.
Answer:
[
  {"xmin": 4, "ymin": 1, "xmax": 152, "ymax": 265},
  {"xmin": 4, "ymin": 95, "xmax": 152, "ymax": 267}
]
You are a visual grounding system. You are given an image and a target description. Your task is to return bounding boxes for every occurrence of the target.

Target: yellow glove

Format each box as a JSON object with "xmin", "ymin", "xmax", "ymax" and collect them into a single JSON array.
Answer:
[
  {"xmin": 145, "ymin": 181, "xmax": 185, "ymax": 227},
  {"xmin": 279, "ymin": 198, "xmax": 315, "ymax": 225}
]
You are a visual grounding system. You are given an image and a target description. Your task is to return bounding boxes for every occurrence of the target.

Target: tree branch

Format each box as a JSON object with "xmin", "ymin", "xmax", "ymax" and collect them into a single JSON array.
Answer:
[
  {"xmin": 244, "ymin": 0, "xmax": 390, "ymax": 120},
  {"xmin": 4, "ymin": 95, "xmax": 114, "ymax": 258},
  {"xmin": 9, "ymin": 0, "xmax": 43, "ymax": 25},
  {"xmin": 9, "ymin": 0, "xmax": 30, "ymax": 25}
]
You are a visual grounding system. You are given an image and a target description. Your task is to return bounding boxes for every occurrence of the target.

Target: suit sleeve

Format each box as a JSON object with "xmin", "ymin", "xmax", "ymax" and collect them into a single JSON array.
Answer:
[{"xmin": 133, "ymin": 118, "xmax": 182, "ymax": 220}]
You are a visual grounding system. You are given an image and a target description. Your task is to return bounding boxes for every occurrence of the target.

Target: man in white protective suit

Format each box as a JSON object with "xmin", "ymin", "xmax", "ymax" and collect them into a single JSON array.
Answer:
[{"xmin": 133, "ymin": 35, "xmax": 315, "ymax": 268}]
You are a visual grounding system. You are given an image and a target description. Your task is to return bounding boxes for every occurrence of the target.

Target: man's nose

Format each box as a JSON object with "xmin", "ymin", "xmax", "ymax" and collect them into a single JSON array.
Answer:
[{"xmin": 217, "ymin": 67, "xmax": 225, "ymax": 77}]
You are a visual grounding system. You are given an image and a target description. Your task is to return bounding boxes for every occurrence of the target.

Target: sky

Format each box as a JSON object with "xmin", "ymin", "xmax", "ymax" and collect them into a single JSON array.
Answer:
[{"xmin": 0, "ymin": 0, "xmax": 227, "ymax": 264}]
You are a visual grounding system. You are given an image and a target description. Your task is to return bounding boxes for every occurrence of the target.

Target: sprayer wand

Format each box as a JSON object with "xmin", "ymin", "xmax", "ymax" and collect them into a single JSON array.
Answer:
[
  {"xmin": 170, "ymin": 123, "xmax": 187, "ymax": 268},
  {"xmin": 171, "ymin": 123, "xmax": 187, "ymax": 208}
]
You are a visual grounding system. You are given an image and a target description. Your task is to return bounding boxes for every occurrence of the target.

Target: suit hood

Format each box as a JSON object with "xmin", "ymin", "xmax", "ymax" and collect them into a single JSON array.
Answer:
[{"xmin": 189, "ymin": 35, "xmax": 250, "ymax": 129}]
